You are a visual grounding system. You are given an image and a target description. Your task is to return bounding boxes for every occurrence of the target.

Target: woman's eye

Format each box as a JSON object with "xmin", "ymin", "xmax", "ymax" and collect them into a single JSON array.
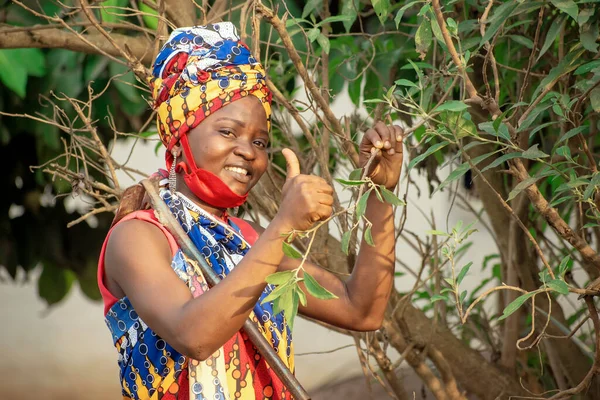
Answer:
[
  {"xmin": 254, "ymin": 141, "xmax": 268, "ymax": 148},
  {"xmin": 220, "ymin": 130, "xmax": 234, "ymax": 137}
]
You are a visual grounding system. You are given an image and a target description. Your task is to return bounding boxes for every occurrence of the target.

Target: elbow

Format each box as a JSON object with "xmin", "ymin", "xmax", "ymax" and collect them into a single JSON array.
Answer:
[
  {"xmin": 355, "ymin": 317, "xmax": 384, "ymax": 332},
  {"xmin": 175, "ymin": 331, "xmax": 217, "ymax": 361},
  {"xmin": 349, "ymin": 311, "xmax": 385, "ymax": 332}
]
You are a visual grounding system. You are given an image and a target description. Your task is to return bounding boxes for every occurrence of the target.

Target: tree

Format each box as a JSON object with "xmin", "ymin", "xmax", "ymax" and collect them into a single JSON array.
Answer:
[{"xmin": 2, "ymin": 0, "xmax": 600, "ymax": 398}]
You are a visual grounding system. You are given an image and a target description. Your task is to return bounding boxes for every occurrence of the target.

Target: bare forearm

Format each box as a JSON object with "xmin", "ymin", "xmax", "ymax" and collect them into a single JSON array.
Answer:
[{"xmin": 346, "ymin": 193, "xmax": 396, "ymax": 322}]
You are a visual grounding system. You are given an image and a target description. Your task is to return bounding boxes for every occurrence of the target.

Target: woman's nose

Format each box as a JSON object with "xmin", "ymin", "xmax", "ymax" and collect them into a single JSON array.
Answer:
[{"xmin": 233, "ymin": 139, "xmax": 256, "ymax": 160}]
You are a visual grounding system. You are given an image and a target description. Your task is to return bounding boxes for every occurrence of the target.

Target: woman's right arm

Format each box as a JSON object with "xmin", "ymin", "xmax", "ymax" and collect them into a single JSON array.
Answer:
[
  {"xmin": 105, "ymin": 217, "xmax": 289, "ymax": 361},
  {"xmin": 105, "ymin": 150, "xmax": 332, "ymax": 360}
]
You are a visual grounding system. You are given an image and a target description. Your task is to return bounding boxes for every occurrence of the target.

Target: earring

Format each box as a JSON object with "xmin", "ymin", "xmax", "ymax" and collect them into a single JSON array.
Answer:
[{"xmin": 169, "ymin": 150, "xmax": 178, "ymax": 195}]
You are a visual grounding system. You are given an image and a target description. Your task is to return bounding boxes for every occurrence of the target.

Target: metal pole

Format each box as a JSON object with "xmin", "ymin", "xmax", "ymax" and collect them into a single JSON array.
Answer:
[{"xmin": 141, "ymin": 180, "xmax": 311, "ymax": 400}]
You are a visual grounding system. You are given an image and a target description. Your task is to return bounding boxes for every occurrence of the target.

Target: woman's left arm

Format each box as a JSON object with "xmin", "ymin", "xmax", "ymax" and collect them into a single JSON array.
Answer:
[{"xmin": 274, "ymin": 122, "xmax": 403, "ymax": 331}]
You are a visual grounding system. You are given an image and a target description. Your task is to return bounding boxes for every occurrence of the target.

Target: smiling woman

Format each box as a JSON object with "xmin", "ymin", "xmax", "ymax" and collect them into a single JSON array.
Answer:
[{"xmin": 98, "ymin": 22, "xmax": 404, "ymax": 400}]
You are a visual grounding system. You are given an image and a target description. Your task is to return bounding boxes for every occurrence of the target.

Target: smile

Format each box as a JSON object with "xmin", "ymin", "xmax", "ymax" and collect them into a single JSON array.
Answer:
[
  {"xmin": 224, "ymin": 166, "xmax": 249, "ymax": 176},
  {"xmin": 224, "ymin": 166, "xmax": 252, "ymax": 183}
]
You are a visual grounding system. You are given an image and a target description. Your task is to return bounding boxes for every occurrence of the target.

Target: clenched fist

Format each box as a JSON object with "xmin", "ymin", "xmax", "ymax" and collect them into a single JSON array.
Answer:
[
  {"xmin": 358, "ymin": 122, "xmax": 404, "ymax": 189},
  {"xmin": 273, "ymin": 149, "xmax": 334, "ymax": 232}
]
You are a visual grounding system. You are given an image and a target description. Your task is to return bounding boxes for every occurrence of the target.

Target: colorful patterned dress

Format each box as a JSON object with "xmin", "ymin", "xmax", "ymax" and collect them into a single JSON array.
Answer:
[{"xmin": 98, "ymin": 183, "xmax": 294, "ymax": 399}]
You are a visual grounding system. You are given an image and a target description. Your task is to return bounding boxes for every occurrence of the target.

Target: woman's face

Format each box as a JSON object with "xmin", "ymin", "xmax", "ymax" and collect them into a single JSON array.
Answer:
[{"xmin": 183, "ymin": 96, "xmax": 269, "ymax": 196}]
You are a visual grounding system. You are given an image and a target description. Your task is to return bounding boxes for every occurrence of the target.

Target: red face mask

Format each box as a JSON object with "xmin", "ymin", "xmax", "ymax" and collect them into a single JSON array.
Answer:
[{"xmin": 172, "ymin": 134, "xmax": 248, "ymax": 209}]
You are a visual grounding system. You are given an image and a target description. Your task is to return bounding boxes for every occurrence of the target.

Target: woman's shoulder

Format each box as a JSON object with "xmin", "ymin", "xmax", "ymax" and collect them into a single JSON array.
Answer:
[
  {"xmin": 106, "ymin": 210, "xmax": 175, "ymax": 259},
  {"xmin": 229, "ymin": 217, "xmax": 263, "ymax": 244}
]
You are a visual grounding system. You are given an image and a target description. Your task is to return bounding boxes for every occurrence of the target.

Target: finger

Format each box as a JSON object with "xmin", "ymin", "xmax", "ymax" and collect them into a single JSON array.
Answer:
[
  {"xmin": 315, "ymin": 193, "xmax": 334, "ymax": 206},
  {"xmin": 375, "ymin": 121, "xmax": 396, "ymax": 155},
  {"xmin": 282, "ymin": 148, "xmax": 300, "ymax": 181},
  {"xmin": 314, "ymin": 181, "xmax": 334, "ymax": 195},
  {"xmin": 316, "ymin": 205, "xmax": 333, "ymax": 221},
  {"xmin": 364, "ymin": 128, "xmax": 383, "ymax": 151},
  {"xmin": 393, "ymin": 126, "xmax": 404, "ymax": 153}
]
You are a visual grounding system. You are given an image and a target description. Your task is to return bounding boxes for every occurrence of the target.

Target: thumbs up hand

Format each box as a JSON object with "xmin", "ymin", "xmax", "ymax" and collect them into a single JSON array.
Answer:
[{"xmin": 275, "ymin": 149, "xmax": 334, "ymax": 232}]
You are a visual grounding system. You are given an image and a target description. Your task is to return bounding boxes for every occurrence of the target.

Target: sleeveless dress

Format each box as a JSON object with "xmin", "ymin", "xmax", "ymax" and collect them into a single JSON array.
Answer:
[{"xmin": 98, "ymin": 187, "xmax": 294, "ymax": 400}]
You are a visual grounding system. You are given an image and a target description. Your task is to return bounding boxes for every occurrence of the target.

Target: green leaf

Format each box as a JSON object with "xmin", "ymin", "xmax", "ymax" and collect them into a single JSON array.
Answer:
[
  {"xmin": 275, "ymin": 284, "xmax": 293, "ymax": 316},
  {"xmin": 508, "ymin": 34, "xmax": 534, "ymax": 49},
  {"xmin": 0, "ymin": 50, "xmax": 28, "ymax": 98},
  {"xmin": 303, "ymin": 271, "xmax": 338, "ymax": 299},
  {"xmin": 282, "ymin": 242, "xmax": 303, "ymax": 259},
  {"xmin": 101, "ymin": 0, "xmax": 127, "ymax": 24},
  {"xmin": 558, "ymin": 256, "xmax": 572, "ymax": 276},
  {"xmin": 550, "ymin": 0, "xmax": 578, "ymax": 21},
  {"xmin": 460, "ymin": 290, "xmax": 468, "ymax": 303},
  {"xmin": 283, "ymin": 289, "xmax": 299, "ymax": 330},
  {"xmin": 539, "ymin": 15, "xmax": 566, "ymax": 61},
  {"xmin": 265, "ymin": 270, "xmax": 296, "ymax": 285},
  {"xmin": 430, "ymin": 294, "xmax": 449, "ymax": 303},
  {"xmin": 522, "ymin": 144, "xmax": 549, "ymax": 159},
  {"xmin": 498, "ymin": 291, "xmax": 536, "ymax": 321},
  {"xmin": 296, "ymin": 286, "xmax": 307, "ymax": 307},
  {"xmin": 316, "ymin": 33, "xmax": 330, "ymax": 54},
  {"xmin": 427, "ymin": 230, "xmax": 449, "ymax": 236},
  {"xmin": 457, "ymin": 262, "xmax": 472, "ymax": 285},
  {"xmin": 320, "ymin": 15, "xmax": 356, "ymax": 25},
  {"xmin": 394, "ymin": 1, "xmax": 420, "ymax": 28},
  {"xmin": 435, "ymin": 101, "xmax": 469, "ymax": 112},
  {"xmin": 380, "ymin": 186, "xmax": 405, "ymax": 206},
  {"xmin": 394, "ymin": 79, "xmax": 418, "ymax": 88},
  {"xmin": 480, "ymin": 1, "xmax": 519, "ymax": 46},
  {"xmin": 415, "ymin": 19, "xmax": 433, "ymax": 58},
  {"xmin": 356, "ymin": 191, "xmax": 370, "ymax": 219},
  {"xmin": 507, "ymin": 177, "xmax": 539, "ymax": 201},
  {"xmin": 547, "ymin": 279, "xmax": 569, "ymax": 295},
  {"xmin": 139, "ymin": 2, "xmax": 159, "ymax": 30},
  {"xmin": 302, "ymin": 0, "xmax": 321, "ymax": 18},
  {"xmin": 307, "ymin": 28, "xmax": 320, "ymax": 42},
  {"xmin": 580, "ymin": 21, "xmax": 599, "ymax": 53},
  {"xmin": 407, "ymin": 141, "xmax": 449, "ymax": 171},
  {"xmin": 109, "ymin": 62, "xmax": 140, "ymax": 103},
  {"xmin": 38, "ymin": 263, "xmax": 76, "ymax": 306},
  {"xmin": 478, "ymin": 121, "xmax": 511, "ymax": 141},
  {"xmin": 574, "ymin": 60, "xmax": 600, "ymax": 75},
  {"xmin": 349, "ymin": 168, "xmax": 363, "ymax": 180},
  {"xmin": 555, "ymin": 125, "xmax": 588, "ymax": 146},
  {"xmin": 481, "ymin": 152, "xmax": 523, "ymax": 172},
  {"xmin": 583, "ymin": 172, "xmax": 600, "ymax": 200},
  {"xmin": 286, "ymin": 18, "xmax": 310, "ymax": 27},
  {"xmin": 340, "ymin": 0, "xmax": 360, "ymax": 32},
  {"xmin": 18, "ymin": 48, "xmax": 46, "ymax": 77},
  {"xmin": 262, "ymin": 281, "xmax": 292, "ymax": 304},
  {"xmin": 591, "ymin": 88, "xmax": 600, "ymax": 113},
  {"xmin": 364, "ymin": 225, "xmax": 374, "ymax": 246},
  {"xmin": 335, "ymin": 178, "xmax": 364, "ymax": 186},
  {"xmin": 436, "ymin": 152, "xmax": 497, "ymax": 193},
  {"xmin": 341, "ymin": 230, "xmax": 352, "ymax": 255},
  {"xmin": 443, "ymin": 111, "xmax": 477, "ymax": 139},
  {"xmin": 372, "ymin": 0, "xmax": 391, "ymax": 25}
]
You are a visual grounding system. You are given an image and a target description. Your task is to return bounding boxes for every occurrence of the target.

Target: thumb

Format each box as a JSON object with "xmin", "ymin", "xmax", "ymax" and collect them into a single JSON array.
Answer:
[{"xmin": 282, "ymin": 148, "xmax": 300, "ymax": 181}]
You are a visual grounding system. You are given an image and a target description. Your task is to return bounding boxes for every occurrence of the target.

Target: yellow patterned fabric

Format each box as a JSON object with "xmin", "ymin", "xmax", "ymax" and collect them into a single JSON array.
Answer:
[{"xmin": 148, "ymin": 23, "xmax": 272, "ymax": 156}]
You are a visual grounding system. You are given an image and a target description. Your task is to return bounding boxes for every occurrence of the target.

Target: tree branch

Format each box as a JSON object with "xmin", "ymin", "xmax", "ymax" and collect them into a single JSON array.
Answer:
[{"xmin": 0, "ymin": 29, "xmax": 155, "ymax": 65}]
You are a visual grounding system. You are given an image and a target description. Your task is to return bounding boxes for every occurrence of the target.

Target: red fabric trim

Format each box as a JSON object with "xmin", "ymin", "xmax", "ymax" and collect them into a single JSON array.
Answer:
[{"xmin": 98, "ymin": 209, "xmax": 259, "ymax": 316}]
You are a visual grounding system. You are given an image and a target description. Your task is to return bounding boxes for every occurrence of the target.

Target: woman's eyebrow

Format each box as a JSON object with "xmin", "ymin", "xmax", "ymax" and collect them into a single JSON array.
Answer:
[{"xmin": 215, "ymin": 117, "xmax": 269, "ymax": 136}]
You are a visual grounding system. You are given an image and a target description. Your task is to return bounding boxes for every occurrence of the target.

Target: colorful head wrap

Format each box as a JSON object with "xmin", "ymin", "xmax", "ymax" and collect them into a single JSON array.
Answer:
[{"xmin": 149, "ymin": 23, "xmax": 272, "ymax": 164}]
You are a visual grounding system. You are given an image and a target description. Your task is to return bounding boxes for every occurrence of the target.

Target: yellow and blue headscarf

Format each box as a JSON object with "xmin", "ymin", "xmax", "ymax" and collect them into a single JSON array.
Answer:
[{"xmin": 149, "ymin": 23, "xmax": 272, "ymax": 161}]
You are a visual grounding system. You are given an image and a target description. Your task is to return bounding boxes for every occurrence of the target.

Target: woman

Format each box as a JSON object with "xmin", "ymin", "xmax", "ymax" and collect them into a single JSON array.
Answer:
[{"xmin": 98, "ymin": 23, "xmax": 404, "ymax": 400}]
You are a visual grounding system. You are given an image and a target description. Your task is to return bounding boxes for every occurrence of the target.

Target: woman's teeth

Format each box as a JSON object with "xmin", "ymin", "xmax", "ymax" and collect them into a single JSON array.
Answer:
[{"xmin": 225, "ymin": 166, "xmax": 248, "ymax": 176}]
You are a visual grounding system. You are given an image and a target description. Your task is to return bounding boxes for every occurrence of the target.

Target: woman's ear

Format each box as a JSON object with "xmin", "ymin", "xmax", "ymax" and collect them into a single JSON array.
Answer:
[{"xmin": 171, "ymin": 144, "xmax": 182, "ymax": 160}]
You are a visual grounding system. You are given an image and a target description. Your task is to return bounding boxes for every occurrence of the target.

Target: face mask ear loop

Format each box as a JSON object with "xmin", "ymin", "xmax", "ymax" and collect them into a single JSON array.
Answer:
[{"xmin": 179, "ymin": 134, "xmax": 199, "ymax": 174}]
